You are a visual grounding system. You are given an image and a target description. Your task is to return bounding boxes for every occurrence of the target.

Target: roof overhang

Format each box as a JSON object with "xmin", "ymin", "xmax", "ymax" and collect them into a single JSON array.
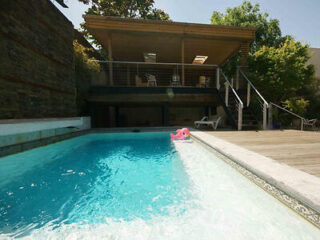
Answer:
[
  {"xmin": 84, "ymin": 15, "xmax": 256, "ymax": 65},
  {"xmin": 56, "ymin": 0, "xmax": 68, "ymax": 8}
]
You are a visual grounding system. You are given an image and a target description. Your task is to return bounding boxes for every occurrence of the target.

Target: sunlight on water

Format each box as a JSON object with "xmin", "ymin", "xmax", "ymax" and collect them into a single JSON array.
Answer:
[{"xmin": 0, "ymin": 133, "xmax": 191, "ymax": 238}]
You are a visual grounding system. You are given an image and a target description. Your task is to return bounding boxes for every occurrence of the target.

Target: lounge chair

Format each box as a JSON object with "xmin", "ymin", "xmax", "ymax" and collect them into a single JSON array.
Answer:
[
  {"xmin": 194, "ymin": 116, "xmax": 221, "ymax": 130},
  {"xmin": 303, "ymin": 118, "xmax": 317, "ymax": 130}
]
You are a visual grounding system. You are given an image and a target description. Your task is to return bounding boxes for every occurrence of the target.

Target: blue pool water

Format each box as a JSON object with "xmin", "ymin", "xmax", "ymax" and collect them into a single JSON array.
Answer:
[
  {"xmin": 0, "ymin": 133, "xmax": 191, "ymax": 238},
  {"xmin": 1, "ymin": 132, "xmax": 320, "ymax": 239}
]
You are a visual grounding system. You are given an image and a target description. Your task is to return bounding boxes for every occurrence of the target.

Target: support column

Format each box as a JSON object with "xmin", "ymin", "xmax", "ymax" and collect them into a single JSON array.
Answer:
[
  {"xmin": 268, "ymin": 104, "xmax": 273, "ymax": 129},
  {"xmin": 247, "ymin": 82, "xmax": 251, "ymax": 107},
  {"xmin": 225, "ymin": 83, "xmax": 229, "ymax": 107},
  {"xmin": 126, "ymin": 65, "xmax": 130, "ymax": 86},
  {"xmin": 236, "ymin": 67, "xmax": 240, "ymax": 90},
  {"xmin": 181, "ymin": 38, "xmax": 185, "ymax": 86},
  {"xmin": 107, "ymin": 33, "xmax": 113, "ymax": 86},
  {"xmin": 109, "ymin": 106, "xmax": 116, "ymax": 127},
  {"xmin": 115, "ymin": 106, "xmax": 119, "ymax": 127},
  {"xmin": 216, "ymin": 67, "xmax": 220, "ymax": 89},
  {"xmin": 162, "ymin": 104, "xmax": 169, "ymax": 126}
]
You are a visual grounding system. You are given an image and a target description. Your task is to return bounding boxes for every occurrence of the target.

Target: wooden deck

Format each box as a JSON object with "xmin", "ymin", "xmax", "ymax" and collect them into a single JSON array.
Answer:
[{"xmin": 208, "ymin": 130, "xmax": 320, "ymax": 177}]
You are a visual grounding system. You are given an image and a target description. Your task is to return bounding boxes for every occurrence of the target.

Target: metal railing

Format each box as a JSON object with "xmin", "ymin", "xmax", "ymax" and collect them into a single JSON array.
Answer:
[
  {"xmin": 89, "ymin": 60, "xmax": 217, "ymax": 88},
  {"xmin": 269, "ymin": 102, "xmax": 306, "ymax": 130},
  {"xmin": 238, "ymin": 67, "xmax": 268, "ymax": 130},
  {"xmin": 220, "ymin": 69, "xmax": 243, "ymax": 130}
]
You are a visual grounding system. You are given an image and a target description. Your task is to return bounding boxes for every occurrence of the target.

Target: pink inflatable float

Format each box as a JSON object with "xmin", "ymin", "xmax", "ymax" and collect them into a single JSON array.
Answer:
[{"xmin": 170, "ymin": 128, "xmax": 191, "ymax": 141}]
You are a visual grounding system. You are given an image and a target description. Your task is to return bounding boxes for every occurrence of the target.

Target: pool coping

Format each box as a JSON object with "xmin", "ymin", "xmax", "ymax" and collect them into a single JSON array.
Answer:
[{"xmin": 191, "ymin": 130, "xmax": 320, "ymax": 228}]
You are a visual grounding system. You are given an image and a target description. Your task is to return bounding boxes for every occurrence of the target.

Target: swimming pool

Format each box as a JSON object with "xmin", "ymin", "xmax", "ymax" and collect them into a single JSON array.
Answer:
[{"xmin": 0, "ymin": 132, "xmax": 319, "ymax": 239}]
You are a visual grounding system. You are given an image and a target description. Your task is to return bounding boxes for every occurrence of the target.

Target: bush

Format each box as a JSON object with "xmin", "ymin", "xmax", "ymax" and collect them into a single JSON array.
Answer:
[
  {"xmin": 282, "ymin": 98, "xmax": 310, "ymax": 116},
  {"xmin": 73, "ymin": 40, "xmax": 100, "ymax": 115}
]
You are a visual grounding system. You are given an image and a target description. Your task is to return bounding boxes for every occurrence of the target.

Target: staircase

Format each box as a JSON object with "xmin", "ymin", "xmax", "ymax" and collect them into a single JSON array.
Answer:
[{"xmin": 217, "ymin": 67, "xmax": 268, "ymax": 130}]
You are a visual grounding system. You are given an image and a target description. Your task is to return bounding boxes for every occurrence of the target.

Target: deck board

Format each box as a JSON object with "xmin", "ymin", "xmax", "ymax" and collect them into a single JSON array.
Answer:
[{"xmin": 207, "ymin": 130, "xmax": 320, "ymax": 177}]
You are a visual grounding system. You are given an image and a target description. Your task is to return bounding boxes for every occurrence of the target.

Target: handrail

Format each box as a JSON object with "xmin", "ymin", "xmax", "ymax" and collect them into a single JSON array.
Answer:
[
  {"xmin": 89, "ymin": 60, "xmax": 219, "ymax": 67},
  {"xmin": 238, "ymin": 68, "xmax": 268, "ymax": 130},
  {"xmin": 239, "ymin": 69, "xmax": 268, "ymax": 107},
  {"xmin": 220, "ymin": 70, "xmax": 243, "ymax": 106},
  {"xmin": 269, "ymin": 102, "xmax": 306, "ymax": 130},
  {"xmin": 270, "ymin": 102, "xmax": 305, "ymax": 120},
  {"xmin": 220, "ymin": 69, "xmax": 243, "ymax": 130}
]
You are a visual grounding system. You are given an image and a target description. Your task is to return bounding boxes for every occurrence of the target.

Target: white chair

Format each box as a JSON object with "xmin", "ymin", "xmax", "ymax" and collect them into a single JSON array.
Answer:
[
  {"xmin": 194, "ymin": 116, "xmax": 221, "ymax": 130},
  {"xmin": 303, "ymin": 118, "xmax": 317, "ymax": 130},
  {"xmin": 171, "ymin": 74, "xmax": 181, "ymax": 87},
  {"xmin": 146, "ymin": 74, "xmax": 157, "ymax": 87}
]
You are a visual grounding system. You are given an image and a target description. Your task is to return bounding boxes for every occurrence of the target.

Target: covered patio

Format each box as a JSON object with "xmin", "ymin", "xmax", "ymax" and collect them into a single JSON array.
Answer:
[{"xmin": 84, "ymin": 16, "xmax": 255, "ymax": 88}]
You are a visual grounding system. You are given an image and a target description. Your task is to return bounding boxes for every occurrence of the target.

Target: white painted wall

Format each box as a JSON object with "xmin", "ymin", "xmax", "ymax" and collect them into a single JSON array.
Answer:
[{"xmin": 0, "ymin": 117, "xmax": 91, "ymax": 148}]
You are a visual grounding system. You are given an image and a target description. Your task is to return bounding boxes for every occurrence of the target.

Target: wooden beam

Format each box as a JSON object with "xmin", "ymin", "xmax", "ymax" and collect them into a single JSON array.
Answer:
[
  {"xmin": 107, "ymin": 33, "xmax": 113, "ymax": 86},
  {"xmin": 84, "ymin": 15, "xmax": 256, "ymax": 40},
  {"xmin": 88, "ymin": 93, "xmax": 217, "ymax": 104},
  {"xmin": 181, "ymin": 38, "xmax": 185, "ymax": 86}
]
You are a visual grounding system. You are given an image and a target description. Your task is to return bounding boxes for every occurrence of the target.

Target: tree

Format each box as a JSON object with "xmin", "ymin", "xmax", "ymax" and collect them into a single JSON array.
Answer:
[
  {"xmin": 211, "ymin": 1, "xmax": 283, "ymax": 50},
  {"xmin": 79, "ymin": 0, "xmax": 170, "ymax": 47},
  {"xmin": 210, "ymin": 1, "xmax": 287, "ymax": 77},
  {"xmin": 247, "ymin": 38, "xmax": 315, "ymax": 102},
  {"xmin": 73, "ymin": 40, "xmax": 100, "ymax": 114},
  {"xmin": 210, "ymin": 0, "xmax": 316, "ymax": 112}
]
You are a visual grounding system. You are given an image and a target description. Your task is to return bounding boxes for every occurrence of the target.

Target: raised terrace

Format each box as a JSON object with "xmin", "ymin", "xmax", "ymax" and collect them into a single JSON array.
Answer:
[{"xmin": 83, "ymin": 16, "xmax": 256, "ymax": 128}]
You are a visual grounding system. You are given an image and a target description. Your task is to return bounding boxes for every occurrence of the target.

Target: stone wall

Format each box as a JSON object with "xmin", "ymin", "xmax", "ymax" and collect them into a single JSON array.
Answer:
[
  {"xmin": 0, "ymin": 0, "xmax": 76, "ymax": 119},
  {"xmin": 308, "ymin": 48, "xmax": 320, "ymax": 79}
]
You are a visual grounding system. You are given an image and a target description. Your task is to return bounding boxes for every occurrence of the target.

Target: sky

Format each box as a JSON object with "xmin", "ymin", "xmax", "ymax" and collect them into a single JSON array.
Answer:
[{"xmin": 52, "ymin": 0, "xmax": 320, "ymax": 48}]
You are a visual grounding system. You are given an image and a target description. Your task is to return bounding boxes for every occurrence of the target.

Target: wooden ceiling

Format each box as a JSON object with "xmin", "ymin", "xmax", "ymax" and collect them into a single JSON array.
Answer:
[{"xmin": 84, "ymin": 15, "xmax": 256, "ymax": 65}]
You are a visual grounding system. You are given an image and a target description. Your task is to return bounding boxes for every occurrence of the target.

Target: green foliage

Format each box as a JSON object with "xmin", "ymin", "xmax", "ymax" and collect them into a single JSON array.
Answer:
[
  {"xmin": 211, "ymin": 1, "xmax": 316, "ymax": 106},
  {"xmin": 73, "ymin": 40, "xmax": 100, "ymax": 114},
  {"xmin": 79, "ymin": 0, "xmax": 170, "ymax": 46},
  {"xmin": 211, "ymin": 1, "xmax": 282, "ymax": 50},
  {"xmin": 74, "ymin": 40, "xmax": 100, "ymax": 72},
  {"xmin": 248, "ymin": 38, "xmax": 315, "ymax": 102},
  {"xmin": 283, "ymin": 98, "xmax": 310, "ymax": 116},
  {"xmin": 82, "ymin": 0, "xmax": 170, "ymax": 20}
]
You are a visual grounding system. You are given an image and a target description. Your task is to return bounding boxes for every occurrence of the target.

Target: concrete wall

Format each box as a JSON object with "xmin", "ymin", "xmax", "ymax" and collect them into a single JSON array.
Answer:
[
  {"xmin": 308, "ymin": 48, "xmax": 320, "ymax": 79},
  {"xmin": 0, "ymin": 0, "xmax": 76, "ymax": 119},
  {"xmin": 0, "ymin": 117, "xmax": 91, "ymax": 148}
]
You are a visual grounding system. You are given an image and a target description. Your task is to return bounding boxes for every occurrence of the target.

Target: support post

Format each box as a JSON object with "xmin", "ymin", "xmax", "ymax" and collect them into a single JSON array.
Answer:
[
  {"xmin": 268, "ymin": 104, "xmax": 273, "ymax": 129},
  {"xmin": 225, "ymin": 82, "xmax": 229, "ymax": 107},
  {"xmin": 263, "ymin": 102, "xmax": 267, "ymax": 130},
  {"xmin": 300, "ymin": 119, "xmax": 304, "ymax": 131},
  {"xmin": 162, "ymin": 104, "xmax": 169, "ymax": 126},
  {"xmin": 216, "ymin": 67, "xmax": 220, "ymax": 90},
  {"xmin": 238, "ymin": 104, "xmax": 243, "ymax": 131},
  {"xmin": 181, "ymin": 38, "xmax": 185, "ymax": 86},
  {"xmin": 126, "ymin": 65, "xmax": 130, "ymax": 86},
  {"xmin": 107, "ymin": 33, "xmax": 113, "ymax": 86},
  {"xmin": 247, "ymin": 82, "xmax": 251, "ymax": 107},
  {"xmin": 236, "ymin": 67, "xmax": 239, "ymax": 90},
  {"xmin": 108, "ymin": 106, "xmax": 116, "ymax": 127}
]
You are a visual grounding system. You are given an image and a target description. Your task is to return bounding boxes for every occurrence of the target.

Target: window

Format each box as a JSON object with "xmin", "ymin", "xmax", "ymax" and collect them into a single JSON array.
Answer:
[{"xmin": 192, "ymin": 55, "xmax": 208, "ymax": 64}]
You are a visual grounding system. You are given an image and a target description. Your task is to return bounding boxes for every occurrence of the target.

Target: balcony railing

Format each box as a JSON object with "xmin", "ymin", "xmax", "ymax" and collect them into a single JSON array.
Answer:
[{"xmin": 90, "ymin": 60, "xmax": 218, "ymax": 88}]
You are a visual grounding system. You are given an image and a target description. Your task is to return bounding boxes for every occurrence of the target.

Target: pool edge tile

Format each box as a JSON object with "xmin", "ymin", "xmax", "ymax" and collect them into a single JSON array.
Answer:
[{"xmin": 191, "ymin": 131, "xmax": 320, "ymax": 229}]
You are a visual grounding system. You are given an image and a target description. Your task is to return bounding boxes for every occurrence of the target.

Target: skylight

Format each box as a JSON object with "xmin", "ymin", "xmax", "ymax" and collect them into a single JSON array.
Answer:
[
  {"xmin": 143, "ymin": 53, "xmax": 157, "ymax": 63},
  {"xmin": 192, "ymin": 55, "xmax": 208, "ymax": 64}
]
